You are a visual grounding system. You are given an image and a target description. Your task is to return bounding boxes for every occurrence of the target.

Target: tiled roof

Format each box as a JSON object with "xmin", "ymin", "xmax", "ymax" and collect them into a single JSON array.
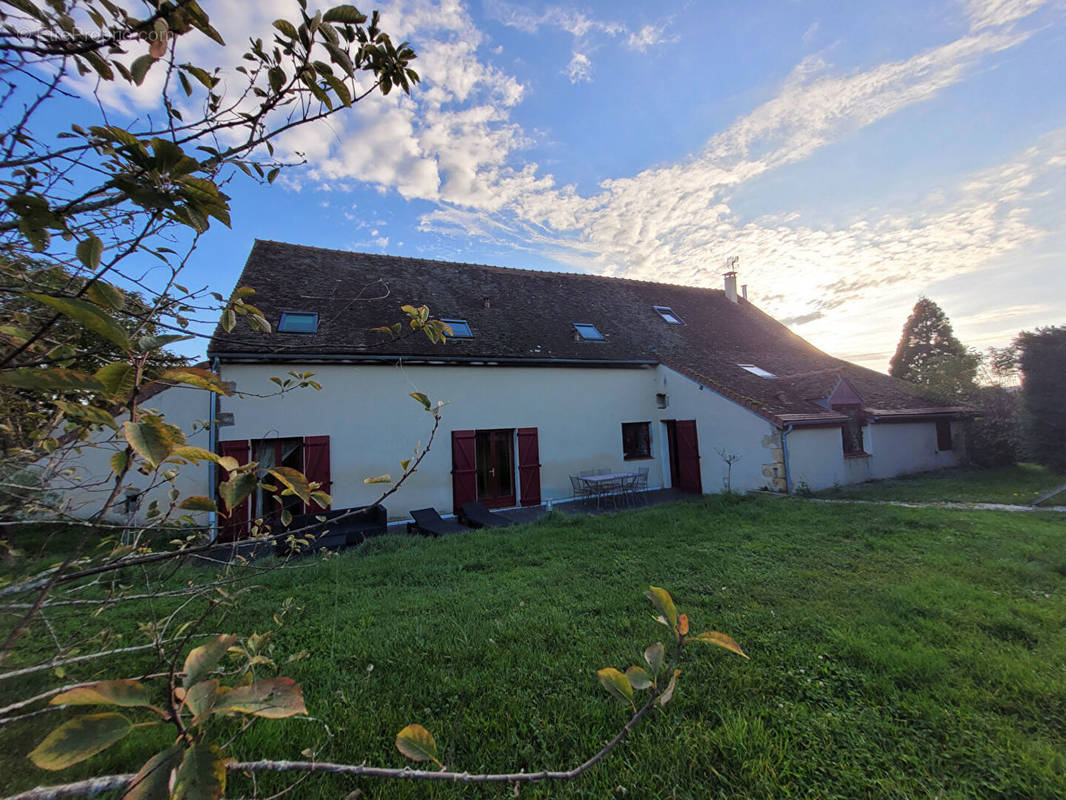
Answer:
[{"xmin": 208, "ymin": 240, "xmax": 967, "ymax": 427}]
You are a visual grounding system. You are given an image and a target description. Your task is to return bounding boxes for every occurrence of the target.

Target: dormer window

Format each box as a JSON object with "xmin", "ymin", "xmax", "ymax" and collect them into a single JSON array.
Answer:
[
  {"xmin": 573, "ymin": 323, "xmax": 604, "ymax": 341},
  {"xmin": 653, "ymin": 306, "xmax": 683, "ymax": 324},
  {"xmin": 441, "ymin": 318, "xmax": 473, "ymax": 338},
  {"xmin": 278, "ymin": 311, "xmax": 318, "ymax": 333},
  {"xmin": 738, "ymin": 364, "xmax": 776, "ymax": 379}
]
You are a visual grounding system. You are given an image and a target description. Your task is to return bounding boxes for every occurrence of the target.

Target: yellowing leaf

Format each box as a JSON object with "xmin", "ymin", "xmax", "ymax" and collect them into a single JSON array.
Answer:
[
  {"xmin": 29, "ymin": 713, "xmax": 132, "ymax": 770},
  {"xmin": 596, "ymin": 667, "xmax": 634, "ymax": 706},
  {"xmin": 123, "ymin": 416, "xmax": 184, "ymax": 468},
  {"xmin": 218, "ymin": 472, "xmax": 257, "ymax": 514},
  {"xmin": 646, "ymin": 586, "xmax": 678, "ymax": 631},
  {"xmin": 363, "ymin": 474, "xmax": 392, "ymax": 484},
  {"xmin": 94, "ymin": 361, "xmax": 136, "ymax": 400},
  {"xmin": 184, "ymin": 679, "xmax": 221, "ymax": 725},
  {"xmin": 409, "ymin": 392, "xmax": 431, "ymax": 410},
  {"xmin": 75, "ymin": 234, "xmax": 104, "ymax": 270},
  {"xmin": 678, "ymin": 614, "xmax": 689, "ymax": 636},
  {"xmin": 268, "ymin": 466, "xmax": 311, "ymax": 503},
  {"xmin": 171, "ymin": 743, "xmax": 226, "ymax": 800},
  {"xmin": 172, "ymin": 446, "xmax": 220, "ymax": 464},
  {"xmin": 124, "ymin": 745, "xmax": 183, "ymax": 800},
  {"xmin": 179, "ymin": 496, "xmax": 217, "ymax": 512},
  {"xmin": 50, "ymin": 680, "xmax": 151, "ymax": 708},
  {"xmin": 0, "ymin": 368, "xmax": 102, "ymax": 393},
  {"xmin": 643, "ymin": 642, "xmax": 665, "ymax": 676},
  {"xmin": 158, "ymin": 367, "xmax": 231, "ymax": 395},
  {"xmin": 691, "ymin": 631, "xmax": 749, "ymax": 659},
  {"xmin": 110, "ymin": 450, "xmax": 129, "ymax": 476},
  {"xmin": 214, "ymin": 677, "xmax": 306, "ymax": 719},
  {"xmin": 658, "ymin": 669, "xmax": 681, "ymax": 707},
  {"xmin": 182, "ymin": 634, "xmax": 237, "ymax": 689},
  {"xmin": 395, "ymin": 724, "xmax": 441, "ymax": 766}
]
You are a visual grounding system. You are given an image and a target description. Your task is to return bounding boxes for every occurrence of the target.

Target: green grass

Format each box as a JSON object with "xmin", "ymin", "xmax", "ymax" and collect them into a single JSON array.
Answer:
[
  {"xmin": 812, "ymin": 463, "xmax": 1066, "ymax": 505},
  {"xmin": 2, "ymin": 495, "xmax": 1066, "ymax": 798}
]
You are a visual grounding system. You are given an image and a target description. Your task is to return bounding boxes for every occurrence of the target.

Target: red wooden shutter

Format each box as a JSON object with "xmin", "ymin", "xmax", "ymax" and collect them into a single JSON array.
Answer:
[
  {"xmin": 302, "ymin": 435, "xmax": 331, "ymax": 513},
  {"xmin": 516, "ymin": 427, "xmax": 541, "ymax": 507},
  {"xmin": 217, "ymin": 439, "xmax": 250, "ymax": 541},
  {"xmin": 675, "ymin": 420, "xmax": 703, "ymax": 494},
  {"xmin": 451, "ymin": 430, "xmax": 477, "ymax": 512}
]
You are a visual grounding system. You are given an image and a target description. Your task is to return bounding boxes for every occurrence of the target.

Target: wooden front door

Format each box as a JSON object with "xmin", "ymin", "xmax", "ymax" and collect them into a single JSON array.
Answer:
[
  {"xmin": 475, "ymin": 429, "xmax": 516, "ymax": 508},
  {"xmin": 666, "ymin": 420, "xmax": 702, "ymax": 494}
]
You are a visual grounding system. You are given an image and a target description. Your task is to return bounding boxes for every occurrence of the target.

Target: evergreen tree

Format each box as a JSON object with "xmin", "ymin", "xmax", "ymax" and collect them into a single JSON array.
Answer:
[
  {"xmin": 889, "ymin": 297, "xmax": 978, "ymax": 398},
  {"xmin": 1017, "ymin": 326, "xmax": 1066, "ymax": 471}
]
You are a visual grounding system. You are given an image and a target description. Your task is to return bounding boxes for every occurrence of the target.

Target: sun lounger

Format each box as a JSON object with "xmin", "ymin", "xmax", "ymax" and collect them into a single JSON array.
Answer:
[
  {"xmin": 459, "ymin": 501, "xmax": 518, "ymax": 528},
  {"xmin": 408, "ymin": 507, "xmax": 471, "ymax": 537}
]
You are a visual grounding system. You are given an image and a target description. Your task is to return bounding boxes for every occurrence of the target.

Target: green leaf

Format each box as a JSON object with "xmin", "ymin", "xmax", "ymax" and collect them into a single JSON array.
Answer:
[
  {"xmin": 363, "ymin": 474, "xmax": 392, "ymax": 484},
  {"xmin": 84, "ymin": 280, "xmax": 125, "ymax": 311},
  {"xmin": 214, "ymin": 677, "xmax": 306, "ymax": 719},
  {"xmin": 268, "ymin": 66, "xmax": 285, "ymax": 94},
  {"xmin": 395, "ymin": 724, "xmax": 441, "ymax": 766},
  {"xmin": 178, "ymin": 496, "xmax": 217, "ymax": 512},
  {"xmin": 691, "ymin": 631, "xmax": 749, "ymax": 659},
  {"xmin": 172, "ymin": 743, "xmax": 226, "ymax": 800},
  {"xmin": 625, "ymin": 665, "xmax": 653, "ymax": 691},
  {"xmin": 28, "ymin": 293, "xmax": 130, "ymax": 351},
  {"xmin": 76, "ymin": 234, "xmax": 104, "ymax": 270},
  {"xmin": 0, "ymin": 367, "xmax": 102, "ymax": 392},
  {"xmin": 95, "ymin": 361, "xmax": 136, "ymax": 400},
  {"xmin": 182, "ymin": 634, "xmax": 238, "ymax": 689},
  {"xmin": 323, "ymin": 5, "xmax": 368, "ymax": 23},
  {"xmin": 218, "ymin": 472, "xmax": 257, "ymax": 514},
  {"xmin": 110, "ymin": 450, "xmax": 129, "ymax": 476},
  {"xmin": 28, "ymin": 713, "xmax": 133, "ymax": 770},
  {"xmin": 659, "ymin": 669, "xmax": 681, "ymax": 707},
  {"xmin": 310, "ymin": 490, "xmax": 332, "ymax": 509},
  {"xmin": 409, "ymin": 392, "xmax": 431, "ymax": 410},
  {"xmin": 55, "ymin": 401, "xmax": 118, "ymax": 429},
  {"xmin": 123, "ymin": 416, "xmax": 184, "ymax": 468},
  {"xmin": 646, "ymin": 586, "xmax": 678, "ymax": 631},
  {"xmin": 50, "ymin": 680, "xmax": 151, "ymax": 708},
  {"xmin": 596, "ymin": 667, "xmax": 634, "ymax": 705},
  {"xmin": 158, "ymin": 367, "xmax": 231, "ymax": 395},
  {"xmin": 131, "ymin": 54, "xmax": 156, "ymax": 85},
  {"xmin": 267, "ymin": 466, "xmax": 311, "ymax": 503},
  {"xmin": 643, "ymin": 642, "xmax": 665, "ymax": 676},
  {"xmin": 273, "ymin": 18, "xmax": 298, "ymax": 39},
  {"xmin": 124, "ymin": 745, "xmax": 183, "ymax": 800},
  {"xmin": 137, "ymin": 333, "xmax": 191, "ymax": 351},
  {"xmin": 184, "ymin": 679, "xmax": 220, "ymax": 725}
]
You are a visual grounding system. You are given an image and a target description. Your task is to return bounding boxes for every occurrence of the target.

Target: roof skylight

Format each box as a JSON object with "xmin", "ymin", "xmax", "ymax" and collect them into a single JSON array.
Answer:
[
  {"xmin": 738, "ymin": 364, "xmax": 776, "ymax": 379},
  {"xmin": 278, "ymin": 311, "xmax": 318, "ymax": 333},
  {"xmin": 441, "ymin": 318, "xmax": 473, "ymax": 338},
  {"xmin": 653, "ymin": 306, "xmax": 684, "ymax": 324},
  {"xmin": 573, "ymin": 322, "xmax": 604, "ymax": 341}
]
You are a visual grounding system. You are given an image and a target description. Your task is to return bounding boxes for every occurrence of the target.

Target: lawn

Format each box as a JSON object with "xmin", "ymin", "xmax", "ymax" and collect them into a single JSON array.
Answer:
[
  {"xmin": 812, "ymin": 463, "xmax": 1066, "ymax": 506},
  {"xmin": 2, "ymin": 495, "xmax": 1065, "ymax": 798}
]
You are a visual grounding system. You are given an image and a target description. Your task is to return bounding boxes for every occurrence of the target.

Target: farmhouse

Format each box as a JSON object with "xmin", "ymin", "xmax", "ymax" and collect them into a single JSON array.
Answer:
[{"xmin": 56, "ymin": 240, "xmax": 969, "ymax": 529}]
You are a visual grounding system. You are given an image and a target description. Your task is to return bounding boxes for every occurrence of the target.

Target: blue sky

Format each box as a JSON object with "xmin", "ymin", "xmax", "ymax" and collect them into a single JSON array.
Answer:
[{"xmin": 74, "ymin": 0, "xmax": 1066, "ymax": 370}]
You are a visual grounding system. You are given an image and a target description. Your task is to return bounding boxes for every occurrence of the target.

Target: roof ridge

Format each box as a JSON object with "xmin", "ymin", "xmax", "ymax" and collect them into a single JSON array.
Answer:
[
  {"xmin": 252, "ymin": 239, "xmax": 725, "ymax": 294},
  {"xmin": 774, "ymin": 367, "xmax": 845, "ymax": 380}
]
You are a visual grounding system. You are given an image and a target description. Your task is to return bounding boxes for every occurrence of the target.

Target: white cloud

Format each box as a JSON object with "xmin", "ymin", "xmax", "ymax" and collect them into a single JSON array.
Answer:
[
  {"xmin": 627, "ymin": 24, "xmax": 671, "ymax": 52},
  {"xmin": 964, "ymin": 0, "xmax": 1048, "ymax": 30},
  {"xmin": 565, "ymin": 52, "xmax": 592, "ymax": 83}
]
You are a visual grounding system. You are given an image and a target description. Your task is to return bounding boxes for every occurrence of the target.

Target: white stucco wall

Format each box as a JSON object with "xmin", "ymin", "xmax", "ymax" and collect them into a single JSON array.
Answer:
[
  {"xmin": 218, "ymin": 363, "xmax": 671, "ymax": 519},
  {"xmin": 786, "ymin": 419, "xmax": 962, "ymax": 491},
  {"xmin": 655, "ymin": 367, "xmax": 782, "ymax": 493},
  {"xmin": 45, "ymin": 385, "xmax": 213, "ymax": 523}
]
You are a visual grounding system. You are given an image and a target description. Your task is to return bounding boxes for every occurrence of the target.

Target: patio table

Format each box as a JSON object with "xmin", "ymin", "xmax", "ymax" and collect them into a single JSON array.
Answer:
[{"xmin": 581, "ymin": 472, "xmax": 638, "ymax": 509}]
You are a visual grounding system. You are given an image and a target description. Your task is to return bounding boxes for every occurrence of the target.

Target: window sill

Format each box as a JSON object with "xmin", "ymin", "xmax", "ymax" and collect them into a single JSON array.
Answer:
[
  {"xmin": 624, "ymin": 455, "xmax": 654, "ymax": 461},
  {"xmin": 844, "ymin": 452, "xmax": 871, "ymax": 459}
]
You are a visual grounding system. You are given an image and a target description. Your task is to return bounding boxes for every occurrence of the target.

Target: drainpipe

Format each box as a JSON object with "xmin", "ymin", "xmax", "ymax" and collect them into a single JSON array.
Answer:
[
  {"xmin": 781, "ymin": 425, "xmax": 794, "ymax": 494},
  {"xmin": 207, "ymin": 356, "xmax": 220, "ymax": 542}
]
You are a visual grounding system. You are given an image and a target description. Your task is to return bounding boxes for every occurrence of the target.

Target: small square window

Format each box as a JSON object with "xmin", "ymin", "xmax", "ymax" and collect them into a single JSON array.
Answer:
[
  {"xmin": 278, "ymin": 311, "xmax": 318, "ymax": 333},
  {"xmin": 622, "ymin": 422, "xmax": 652, "ymax": 460},
  {"xmin": 573, "ymin": 323, "xmax": 604, "ymax": 340},
  {"xmin": 441, "ymin": 318, "xmax": 473, "ymax": 338},
  {"xmin": 936, "ymin": 420, "xmax": 953, "ymax": 451},
  {"xmin": 738, "ymin": 364, "xmax": 776, "ymax": 379},
  {"xmin": 653, "ymin": 306, "xmax": 684, "ymax": 324}
]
